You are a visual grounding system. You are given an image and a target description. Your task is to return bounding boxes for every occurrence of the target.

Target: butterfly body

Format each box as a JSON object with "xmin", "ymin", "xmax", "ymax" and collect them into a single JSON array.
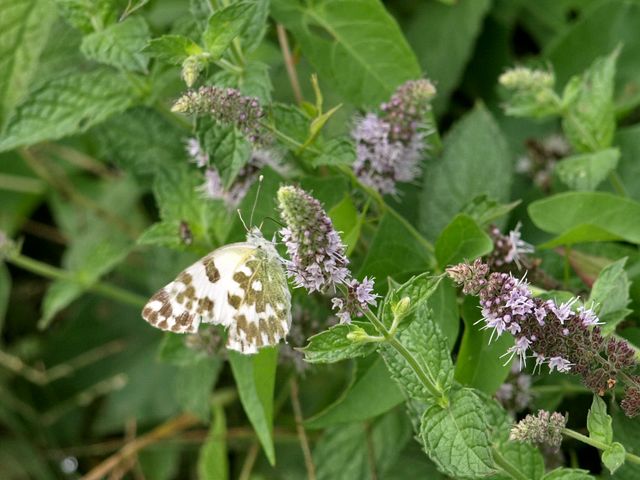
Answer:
[{"xmin": 142, "ymin": 228, "xmax": 291, "ymax": 354}]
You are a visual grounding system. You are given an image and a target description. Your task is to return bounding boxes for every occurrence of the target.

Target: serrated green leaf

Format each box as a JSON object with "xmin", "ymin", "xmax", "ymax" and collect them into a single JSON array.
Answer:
[
  {"xmin": 589, "ymin": 258, "xmax": 630, "ymax": 334},
  {"xmin": 202, "ymin": 2, "xmax": 255, "ymax": 59},
  {"xmin": 305, "ymin": 357, "xmax": 404, "ymax": 428},
  {"xmin": 460, "ymin": 195, "xmax": 521, "ymax": 228},
  {"xmin": 80, "ymin": 17, "xmax": 150, "ymax": 72},
  {"xmin": 271, "ymin": 0, "xmax": 421, "ymax": 106},
  {"xmin": 435, "ymin": 214, "xmax": 493, "ymax": 269},
  {"xmin": 198, "ymin": 120, "xmax": 252, "ymax": 189},
  {"xmin": 587, "ymin": 395, "xmax": 613, "ymax": 445},
  {"xmin": 0, "ymin": 70, "xmax": 137, "ymax": 152},
  {"xmin": 198, "ymin": 404, "xmax": 228, "ymax": 480},
  {"xmin": 301, "ymin": 322, "xmax": 377, "ymax": 364},
  {"xmin": 313, "ymin": 409, "xmax": 412, "ymax": 480},
  {"xmin": 602, "ymin": 442, "xmax": 626, "ymax": 474},
  {"xmin": 491, "ymin": 441, "xmax": 545, "ymax": 480},
  {"xmin": 311, "ymin": 137, "xmax": 356, "ymax": 167},
  {"xmin": 380, "ymin": 272, "xmax": 442, "ymax": 330},
  {"xmin": 229, "ymin": 347, "xmax": 277, "ymax": 465},
  {"xmin": 380, "ymin": 304, "xmax": 453, "ymax": 401},
  {"xmin": 528, "ymin": 192, "xmax": 640, "ymax": 246},
  {"xmin": 419, "ymin": 104, "xmax": 512, "ymax": 241},
  {"xmin": 420, "ymin": 388, "xmax": 495, "ymax": 478},
  {"xmin": 455, "ymin": 296, "xmax": 513, "ymax": 395},
  {"xmin": 561, "ymin": 49, "xmax": 618, "ymax": 152},
  {"xmin": 144, "ymin": 35, "xmax": 203, "ymax": 64},
  {"xmin": 0, "ymin": 0, "xmax": 56, "ymax": 128},
  {"xmin": 240, "ymin": 0, "xmax": 269, "ymax": 53},
  {"xmin": 52, "ymin": 0, "xmax": 120, "ymax": 33},
  {"xmin": 555, "ymin": 148, "xmax": 619, "ymax": 191}
]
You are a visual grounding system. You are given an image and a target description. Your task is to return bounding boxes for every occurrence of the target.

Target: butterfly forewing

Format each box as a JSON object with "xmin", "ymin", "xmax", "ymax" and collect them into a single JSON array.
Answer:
[{"xmin": 141, "ymin": 232, "xmax": 291, "ymax": 354}]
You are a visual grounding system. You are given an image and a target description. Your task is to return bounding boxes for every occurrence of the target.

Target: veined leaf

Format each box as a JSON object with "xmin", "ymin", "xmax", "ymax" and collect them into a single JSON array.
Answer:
[
  {"xmin": 555, "ymin": 148, "xmax": 619, "ymax": 191},
  {"xmin": 588, "ymin": 258, "xmax": 630, "ymax": 334},
  {"xmin": 301, "ymin": 322, "xmax": 378, "ymax": 364},
  {"xmin": 144, "ymin": 35, "xmax": 203, "ymax": 64},
  {"xmin": 202, "ymin": 2, "xmax": 256, "ymax": 59},
  {"xmin": 271, "ymin": 0, "xmax": 421, "ymax": 106},
  {"xmin": 0, "ymin": 0, "xmax": 56, "ymax": 128},
  {"xmin": 0, "ymin": 70, "xmax": 138, "ymax": 152},
  {"xmin": 435, "ymin": 214, "xmax": 493, "ymax": 269}
]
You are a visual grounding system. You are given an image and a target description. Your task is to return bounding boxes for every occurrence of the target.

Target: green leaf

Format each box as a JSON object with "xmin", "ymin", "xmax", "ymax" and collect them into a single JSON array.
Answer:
[
  {"xmin": 175, "ymin": 357, "xmax": 222, "ymax": 421},
  {"xmin": 202, "ymin": 2, "xmax": 255, "ymax": 59},
  {"xmin": 80, "ymin": 17, "xmax": 150, "ymax": 72},
  {"xmin": 198, "ymin": 405, "xmax": 228, "ymax": 480},
  {"xmin": 420, "ymin": 388, "xmax": 495, "ymax": 478},
  {"xmin": 212, "ymin": 60, "xmax": 273, "ymax": 102},
  {"xmin": 528, "ymin": 192, "xmax": 640, "ymax": 246},
  {"xmin": 460, "ymin": 195, "xmax": 521, "ymax": 228},
  {"xmin": 0, "ymin": 0, "xmax": 56, "ymax": 128},
  {"xmin": 312, "ymin": 137, "xmax": 356, "ymax": 167},
  {"xmin": 491, "ymin": 441, "xmax": 545, "ymax": 480},
  {"xmin": 561, "ymin": 49, "xmax": 618, "ymax": 152},
  {"xmin": 158, "ymin": 332, "xmax": 210, "ymax": 367},
  {"xmin": 144, "ymin": 35, "xmax": 203, "ymax": 64},
  {"xmin": 541, "ymin": 468, "xmax": 594, "ymax": 480},
  {"xmin": 380, "ymin": 304, "xmax": 453, "ymax": 401},
  {"xmin": 602, "ymin": 442, "xmax": 626, "ymax": 474},
  {"xmin": 313, "ymin": 409, "xmax": 412, "ymax": 480},
  {"xmin": 587, "ymin": 395, "xmax": 613, "ymax": 445},
  {"xmin": 555, "ymin": 148, "xmax": 620, "ymax": 191},
  {"xmin": 589, "ymin": 258, "xmax": 630, "ymax": 334},
  {"xmin": 419, "ymin": 104, "xmax": 512, "ymax": 241},
  {"xmin": 301, "ymin": 322, "xmax": 378, "ymax": 364},
  {"xmin": 359, "ymin": 212, "xmax": 433, "ymax": 291},
  {"xmin": 240, "ymin": 0, "xmax": 270, "ymax": 53},
  {"xmin": 405, "ymin": 0, "xmax": 491, "ymax": 114},
  {"xmin": 198, "ymin": 120, "xmax": 252, "ymax": 189},
  {"xmin": 435, "ymin": 214, "xmax": 494, "ymax": 269},
  {"xmin": 328, "ymin": 195, "xmax": 362, "ymax": 256},
  {"xmin": 52, "ymin": 0, "xmax": 120, "ymax": 33},
  {"xmin": 429, "ymin": 278, "xmax": 460, "ymax": 350},
  {"xmin": 610, "ymin": 405, "xmax": 640, "ymax": 479},
  {"xmin": 306, "ymin": 356, "xmax": 404, "ymax": 428},
  {"xmin": 380, "ymin": 272, "xmax": 442, "ymax": 330},
  {"xmin": 455, "ymin": 296, "xmax": 513, "ymax": 395},
  {"xmin": 0, "ymin": 70, "xmax": 137, "ymax": 152},
  {"xmin": 229, "ymin": 348, "xmax": 277, "ymax": 465},
  {"xmin": 271, "ymin": 0, "xmax": 421, "ymax": 106}
]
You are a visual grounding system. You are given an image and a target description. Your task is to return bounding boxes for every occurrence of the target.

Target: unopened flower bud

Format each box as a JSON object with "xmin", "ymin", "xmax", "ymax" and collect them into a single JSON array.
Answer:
[
  {"xmin": 181, "ymin": 55, "xmax": 206, "ymax": 87},
  {"xmin": 510, "ymin": 410, "xmax": 567, "ymax": 450}
]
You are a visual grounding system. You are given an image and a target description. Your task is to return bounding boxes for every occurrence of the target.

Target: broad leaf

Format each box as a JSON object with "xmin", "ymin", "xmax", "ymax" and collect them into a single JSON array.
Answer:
[
  {"xmin": 198, "ymin": 405, "xmax": 228, "ymax": 480},
  {"xmin": 301, "ymin": 322, "xmax": 377, "ymax": 364},
  {"xmin": 420, "ymin": 388, "xmax": 495, "ymax": 478},
  {"xmin": 0, "ymin": 70, "xmax": 137, "ymax": 152},
  {"xmin": 202, "ymin": 2, "xmax": 255, "ymax": 59},
  {"xmin": 588, "ymin": 258, "xmax": 631, "ymax": 334},
  {"xmin": 555, "ymin": 148, "xmax": 620, "ymax": 191},
  {"xmin": 175, "ymin": 358, "xmax": 222, "ymax": 421},
  {"xmin": 271, "ymin": 0, "xmax": 421, "ymax": 106},
  {"xmin": 587, "ymin": 395, "xmax": 613, "ymax": 445},
  {"xmin": 602, "ymin": 442, "xmax": 626, "ymax": 474},
  {"xmin": 419, "ymin": 105, "xmax": 512, "ymax": 241},
  {"xmin": 491, "ymin": 441, "xmax": 545, "ymax": 480},
  {"xmin": 435, "ymin": 214, "xmax": 494, "ymax": 269},
  {"xmin": 144, "ymin": 35, "xmax": 203, "ymax": 64}
]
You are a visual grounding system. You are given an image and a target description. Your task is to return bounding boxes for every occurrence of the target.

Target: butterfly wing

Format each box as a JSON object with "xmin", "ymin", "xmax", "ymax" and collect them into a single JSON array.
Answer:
[{"xmin": 142, "ymin": 241, "xmax": 291, "ymax": 354}]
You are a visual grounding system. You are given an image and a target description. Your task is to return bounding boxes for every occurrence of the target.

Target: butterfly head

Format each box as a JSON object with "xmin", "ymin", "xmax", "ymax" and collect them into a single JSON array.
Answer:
[{"xmin": 247, "ymin": 227, "xmax": 280, "ymax": 259}]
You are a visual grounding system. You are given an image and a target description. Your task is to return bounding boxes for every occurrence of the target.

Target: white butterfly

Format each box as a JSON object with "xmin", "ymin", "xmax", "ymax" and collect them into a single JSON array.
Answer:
[{"xmin": 142, "ymin": 227, "xmax": 291, "ymax": 354}]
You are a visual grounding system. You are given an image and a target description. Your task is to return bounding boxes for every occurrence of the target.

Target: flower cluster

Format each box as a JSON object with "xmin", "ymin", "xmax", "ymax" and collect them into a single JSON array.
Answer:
[
  {"xmin": 447, "ymin": 260, "xmax": 639, "ymax": 415},
  {"xmin": 351, "ymin": 79, "xmax": 436, "ymax": 195},
  {"xmin": 495, "ymin": 363, "xmax": 533, "ymax": 415},
  {"xmin": 277, "ymin": 185, "xmax": 378, "ymax": 323},
  {"xmin": 172, "ymin": 86, "xmax": 266, "ymax": 143},
  {"xmin": 516, "ymin": 135, "xmax": 571, "ymax": 191},
  {"xmin": 487, "ymin": 223, "xmax": 534, "ymax": 270},
  {"xmin": 510, "ymin": 410, "xmax": 567, "ymax": 450}
]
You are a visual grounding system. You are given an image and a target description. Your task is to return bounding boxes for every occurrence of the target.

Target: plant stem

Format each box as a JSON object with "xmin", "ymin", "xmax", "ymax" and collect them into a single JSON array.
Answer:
[
  {"xmin": 290, "ymin": 378, "xmax": 317, "ymax": 480},
  {"xmin": 7, "ymin": 253, "xmax": 147, "ymax": 311},
  {"xmin": 0, "ymin": 173, "xmax": 45, "ymax": 194},
  {"xmin": 609, "ymin": 171, "xmax": 628, "ymax": 197},
  {"xmin": 562, "ymin": 428, "xmax": 640, "ymax": 465},
  {"xmin": 491, "ymin": 445, "xmax": 530, "ymax": 480},
  {"xmin": 276, "ymin": 24, "xmax": 303, "ymax": 105},
  {"xmin": 361, "ymin": 306, "xmax": 444, "ymax": 402}
]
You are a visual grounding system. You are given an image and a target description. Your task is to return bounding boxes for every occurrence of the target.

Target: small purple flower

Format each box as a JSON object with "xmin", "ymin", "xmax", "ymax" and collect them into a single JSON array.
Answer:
[
  {"xmin": 487, "ymin": 223, "xmax": 534, "ymax": 270},
  {"xmin": 548, "ymin": 356, "xmax": 572, "ymax": 373},
  {"xmin": 549, "ymin": 297, "xmax": 578, "ymax": 324},
  {"xmin": 577, "ymin": 304, "xmax": 601, "ymax": 327},
  {"xmin": 331, "ymin": 277, "xmax": 379, "ymax": 324},
  {"xmin": 277, "ymin": 186, "xmax": 350, "ymax": 293},
  {"xmin": 186, "ymin": 137, "xmax": 209, "ymax": 167}
]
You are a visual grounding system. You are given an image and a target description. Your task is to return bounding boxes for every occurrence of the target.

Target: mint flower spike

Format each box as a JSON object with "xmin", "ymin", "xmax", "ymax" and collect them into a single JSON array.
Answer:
[
  {"xmin": 447, "ymin": 260, "xmax": 640, "ymax": 411},
  {"xmin": 510, "ymin": 410, "xmax": 567, "ymax": 450},
  {"xmin": 277, "ymin": 185, "xmax": 350, "ymax": 293},
  {"xmin": 172, "ymin": 86, "xmax": 266, "ymax": 144},
  {"xmin": 331, "ymin": 277, "xmax": 379, "ymax": 324},
  {"xmin": 351, "ymin": 78, "xmax": 436, "ymax": 195}
]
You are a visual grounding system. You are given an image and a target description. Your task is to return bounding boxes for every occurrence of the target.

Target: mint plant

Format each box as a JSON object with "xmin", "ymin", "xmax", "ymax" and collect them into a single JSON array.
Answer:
[{"xmin": 2, "ymin": 1, "xmax": 640, "ymax": 479}]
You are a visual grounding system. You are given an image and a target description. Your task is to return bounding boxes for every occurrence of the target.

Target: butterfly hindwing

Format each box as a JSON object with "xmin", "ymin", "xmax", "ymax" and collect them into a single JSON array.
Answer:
[{"xmin": 142, "ymin": 231, "xmax": 291, "ymax": 354}]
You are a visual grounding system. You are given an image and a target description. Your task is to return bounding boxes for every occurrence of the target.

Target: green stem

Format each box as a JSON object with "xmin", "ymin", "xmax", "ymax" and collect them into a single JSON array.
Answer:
[
  {"xmin": 562, "ymin": 428, "xmax": 640, "ymax": 465},
  {"xmin": 7, "ymin": 253, "xmax": 147, "ymax": 311},
  {"xmin": 361, "ymin": 306, "xmax": 444, "ymax": 402},
  {"xmin": 491, "ymin": 445, "xmax": 530, "ymax": 480},
  {"xmin": 0, "ymin": 173, "xmax": 45, "ymax": 194},
  {"xmin": 609, "ymin": 171, "xmax": 628, "ymax": 197}
]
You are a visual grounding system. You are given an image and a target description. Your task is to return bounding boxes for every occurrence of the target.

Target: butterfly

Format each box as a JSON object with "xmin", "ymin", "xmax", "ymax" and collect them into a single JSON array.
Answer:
[{"xmin": 142, "ymin": 227, "xmax": 291, "ymax": 354}]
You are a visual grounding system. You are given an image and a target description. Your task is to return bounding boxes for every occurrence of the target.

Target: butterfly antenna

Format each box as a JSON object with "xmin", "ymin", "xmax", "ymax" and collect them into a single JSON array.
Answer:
[
  {"xmin": 249, "ymin": 175, "xmax": 264, "ymax": 228},
  {"xmin": 237, "ymin": 209, "xmax": 249, "ymax": 232}
]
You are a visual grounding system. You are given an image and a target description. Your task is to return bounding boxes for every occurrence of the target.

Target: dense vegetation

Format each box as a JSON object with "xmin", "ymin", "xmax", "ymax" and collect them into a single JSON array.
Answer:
[{"xmin": 2, "ymin": 0, "xmax": 640, "ymax": 479}]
